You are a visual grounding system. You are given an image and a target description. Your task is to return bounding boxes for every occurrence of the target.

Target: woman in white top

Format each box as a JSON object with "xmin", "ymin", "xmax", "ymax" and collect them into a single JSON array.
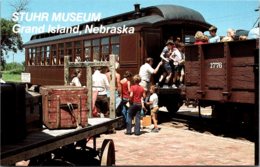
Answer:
[{"xmin": 70, "ymin": 69, "xmax": 82, "ymax": 87}]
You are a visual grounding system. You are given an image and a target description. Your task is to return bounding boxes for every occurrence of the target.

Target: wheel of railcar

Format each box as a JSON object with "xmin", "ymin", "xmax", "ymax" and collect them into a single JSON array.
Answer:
[
  {"xmin": 166, "ymin": 103, "xmax": 178, "ymax": 113},
  {"xmin": 166, "ymin": 100, "xmax": 183, "ymax": 115},
  {"xmin": 211, "ymin": 104, "xmax": 226, "ymax": 121},
  {"xmin": 100, "ymin": 139, "xmax": 115, "ymax": 166}
]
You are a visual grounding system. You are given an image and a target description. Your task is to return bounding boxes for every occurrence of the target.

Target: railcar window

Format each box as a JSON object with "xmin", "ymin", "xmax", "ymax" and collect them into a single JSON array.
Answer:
[
  {"xmin": 84, "ymin": 40, "xmax": 91, "ymax": 61},
  {"xmin": 93, "ymin": 46, "xmax": 100, "ymax": 61},
  {"xmin": 41, "ymin": 46, "xmax": 45, "ymax": 65},
  {"xmin": 101, "ymin": 37, "xmax": 109, "ymax": 45},
  {"xmin": 31, "ymin": 48, "xmax": 36, "ymax": 65},
  {"xmin": 46, "ymin": 46, "xmax": 50, "ymax": 65},
  {"xmin": 33, "ymin": 48, "xmax": 36, "ymax": 65},
  {"xmin": 112, "ymin": 44, "xmax": 119, "ymax": 55},
  {"xmin": 84, "ymin": 40, "xmax": 91, "ymax": 47},
  {"xmin": 84, "ymin": 47, "xmax": 91, "ymax": 61},
  {"xmin": 28, "ymin": 48, "xmax": 32, "ymax": 65},
  {"xmin": 101, "ymin": 37, "xmax": 109, "ymax": 61},
  {"xmin": 58, "ymin": 43, "xmax": 64, "ymax": 64},
  {"xmin": 66, "ymin": 42, "xmax": 73, "ymax": 61},
  {"xmin": 66, "ymin": 42, "xmax": 72, "ymax": 48},
  {"xmin": 184, "ymin": 35, "xmax": 195, "ymax": 44},
  {"xmin": 75, "ymin": 41, "xmax": 81, "ymax": 47},
  {"xmin": 111, "ymin": 36, "xmax": 119, "ymax": 43},
  {"xmin": 111, "ymin": 36, "xmax": 120, "ymax": 59},
  {"xmin": 101, "ymin": 45, "xmax": 109, "ymax": 61},
  {"xmin": 36, "ymin": 47, "xmax": 41, "ymax": 65},
  {"xmin": 74, "ymin": 41, "xmax": 82, "ymax": 62},
  {"xmin": 51, "ymin": 45, "xmax": 57, "ymax": 65},
  {"xmin": 93, "ymin": 39, "xmax": 100, "ymax": 46},
  {"xmin": 92, "ymin": 39, "xmax": 100, "ymax": 61}
]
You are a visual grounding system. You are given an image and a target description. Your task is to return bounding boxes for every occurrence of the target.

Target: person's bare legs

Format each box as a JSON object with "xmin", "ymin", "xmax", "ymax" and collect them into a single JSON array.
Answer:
[
  {"xmin": 152, "ymin": 112, "xmax": 158, "ymax": 129},
  {"xmin": 159, "ymin": 72, "xmax": 167, "ymax": 86}
]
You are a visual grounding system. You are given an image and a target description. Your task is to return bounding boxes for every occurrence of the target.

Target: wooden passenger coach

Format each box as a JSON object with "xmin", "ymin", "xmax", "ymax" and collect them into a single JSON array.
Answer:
[{"xmin": 23, "ymin": 4, "xmax": 211, "ymax": 86}]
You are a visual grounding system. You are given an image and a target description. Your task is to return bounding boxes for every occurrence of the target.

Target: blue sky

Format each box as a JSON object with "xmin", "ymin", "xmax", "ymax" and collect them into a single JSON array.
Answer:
[{"xmin": 1, "ymin": 0, "xmax": 259, "ymax": 63}]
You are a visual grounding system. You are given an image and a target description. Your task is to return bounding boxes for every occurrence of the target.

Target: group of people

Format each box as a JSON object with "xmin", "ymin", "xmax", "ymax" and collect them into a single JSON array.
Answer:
[
  {"xmin": 157, "ymin": 39, "xmax": 186, "ymax": 88},
  {"xmin": 68, "ymin": 36, "xmax": 188, "ymax": 135},
  {"xmin": 194, "ymin": 26, "xmax": 221, "ymax": 44},
  {"xmin": 70, "ymin": 62, "xmax": 122, "ymax": 118},
  {"xmin": 69, "ymin": 23, "xmax": 259, "ymax": 136},
  {"xmin": 69, "ymin": 58, "xmax": 161, "ymax": 135},
  {"xmin": 121, "ymin": 67, "xmax": 161, "ymax": 135},
  {"xmin": 194, "ymin": 24, "xmax": 259, "ymax": 45}
]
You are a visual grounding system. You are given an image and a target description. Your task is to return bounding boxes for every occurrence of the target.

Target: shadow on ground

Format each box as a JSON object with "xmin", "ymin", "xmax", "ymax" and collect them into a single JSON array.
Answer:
[{"xmin": 157, "ymin": 111, "xmax": 256, "ymax": 142}]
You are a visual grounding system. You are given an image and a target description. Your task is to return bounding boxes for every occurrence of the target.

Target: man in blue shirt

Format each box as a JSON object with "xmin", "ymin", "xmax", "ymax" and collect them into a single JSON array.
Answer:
[{"xmin": 208, "ymin": 26, "xmax": 220, "ymax": 43}]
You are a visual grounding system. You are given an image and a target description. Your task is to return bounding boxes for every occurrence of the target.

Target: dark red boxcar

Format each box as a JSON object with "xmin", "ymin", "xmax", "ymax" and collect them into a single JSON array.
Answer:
[
  {"xmin": 185, "ymin": 39, "xmax": 258, "ymax": 104},
  {"xmin": 40, "ymin": 86, "xmax": 88, "ymax": 129}
]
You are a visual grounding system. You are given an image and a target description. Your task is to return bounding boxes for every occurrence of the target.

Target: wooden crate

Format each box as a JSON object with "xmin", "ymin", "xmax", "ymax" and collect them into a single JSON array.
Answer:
[{"xmin": 40, "ymin": 86, "xmax": 88, "ymax": 129}]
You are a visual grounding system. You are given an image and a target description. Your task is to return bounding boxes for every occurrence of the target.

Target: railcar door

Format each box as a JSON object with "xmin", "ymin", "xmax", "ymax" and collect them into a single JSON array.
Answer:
[
  {"xmin": 142, "ymin": 29, "xmax": 162, "ymax": 82},
  {"xmin": 119, "ymin": 33, "xmax": 141, "ymax": 75}
]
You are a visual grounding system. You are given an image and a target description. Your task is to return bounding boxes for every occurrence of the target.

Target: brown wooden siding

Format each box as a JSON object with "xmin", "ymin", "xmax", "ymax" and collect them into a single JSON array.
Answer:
[
  {"xmin": 118, "ymin": 33, "xmax": 140, "ymax": 75},
  {"xmin": 185, "ymin": 39, "xmax": 258, "ymax": 104}
]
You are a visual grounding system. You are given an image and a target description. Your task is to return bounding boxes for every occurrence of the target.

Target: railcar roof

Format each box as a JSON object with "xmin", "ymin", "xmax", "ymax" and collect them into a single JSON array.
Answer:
[
  {"xmin": 24, "ymin": 4, "xmax": 211, "ymax": 46},
  {"xmin": 150, "ymin": 5, "xmax": 206, "ymax": 22}
]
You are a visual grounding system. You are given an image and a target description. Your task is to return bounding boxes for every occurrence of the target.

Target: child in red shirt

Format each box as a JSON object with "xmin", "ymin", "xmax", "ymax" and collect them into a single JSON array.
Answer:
[{"xmin": 126, "ymin": 74, "xmax": 146, "ymax": 135}]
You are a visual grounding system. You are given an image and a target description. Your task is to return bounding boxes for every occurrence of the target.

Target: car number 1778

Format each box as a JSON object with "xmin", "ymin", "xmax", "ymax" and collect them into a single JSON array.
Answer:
[{"xmin": 209, "ymin": 62, "xmax": 223, "ymax": 69}]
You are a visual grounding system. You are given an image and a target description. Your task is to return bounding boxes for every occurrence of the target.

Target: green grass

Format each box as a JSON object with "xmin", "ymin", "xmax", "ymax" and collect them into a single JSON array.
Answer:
[{"xmin": 2, "ymin": 71, "xmax": 21, "ymax": 82}]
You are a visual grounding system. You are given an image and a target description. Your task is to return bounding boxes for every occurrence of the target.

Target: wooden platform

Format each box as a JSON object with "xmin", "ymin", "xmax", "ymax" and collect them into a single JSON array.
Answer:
[{"xmin": 1, "ymin": 117, "xmax": 122, "ymax": 165}]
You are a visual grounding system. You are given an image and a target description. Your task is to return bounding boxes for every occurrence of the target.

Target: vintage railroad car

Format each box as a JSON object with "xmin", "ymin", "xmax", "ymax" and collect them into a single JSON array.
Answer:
[
  {"xmin": 23, "ymin": 4, "xmax": 211, "ymax": 112},
  {"xmin": 23, "ymin": 4, "xmax": 259, "ymax": 116}
]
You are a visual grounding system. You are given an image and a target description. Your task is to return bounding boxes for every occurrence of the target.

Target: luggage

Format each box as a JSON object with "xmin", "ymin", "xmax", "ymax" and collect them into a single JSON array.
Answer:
[
  {"xmin": 40, "ymin": 86, "xmax": 88, "ymax": 129},
  {"xmin": 141, "ymin": 115, "xmax": 151, "ymax": 127},
  {"xmin": 1, "ymin": 82, "xmax": 27, "ymax": 144}
]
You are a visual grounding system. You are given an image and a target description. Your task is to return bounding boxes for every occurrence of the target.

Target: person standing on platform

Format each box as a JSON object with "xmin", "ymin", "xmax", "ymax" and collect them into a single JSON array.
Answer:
[
  {"xmin": 170, "ymin": 42, "xmax": 185, "ymax": 88},
  {"xmin": 139, "ymin": 57, "xmax": 162, "ymax": 92},
  {"xmin": 120, "ymin": 71, "xmax": 133, "ymax": 125},
  {"xmin": 145, "ymin": 85, "xmax": 160, "ymax": 133},
  {"xmin": 92, "ymin": 67, "xmax": 110, "ymax": 117},
  {"xmin": 106, "ymin": 62, "xmax": 122, "ymax": 109},
  {"xmin": 158, "ymin": 39, "xmax": 175, "ymax": 88},
  {"xmin": 126, "ymin": 74, "xmax": 146, "ymax": 136},
  {"xmin": 139, "ymin": 58, "xmax": 162, "ymax": 117}
]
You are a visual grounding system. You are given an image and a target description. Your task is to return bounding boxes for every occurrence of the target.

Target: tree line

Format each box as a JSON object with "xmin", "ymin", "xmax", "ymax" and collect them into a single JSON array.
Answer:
[{"xmin": 1, "ymin": 0, "xmax": 29, "ymax": 70}]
